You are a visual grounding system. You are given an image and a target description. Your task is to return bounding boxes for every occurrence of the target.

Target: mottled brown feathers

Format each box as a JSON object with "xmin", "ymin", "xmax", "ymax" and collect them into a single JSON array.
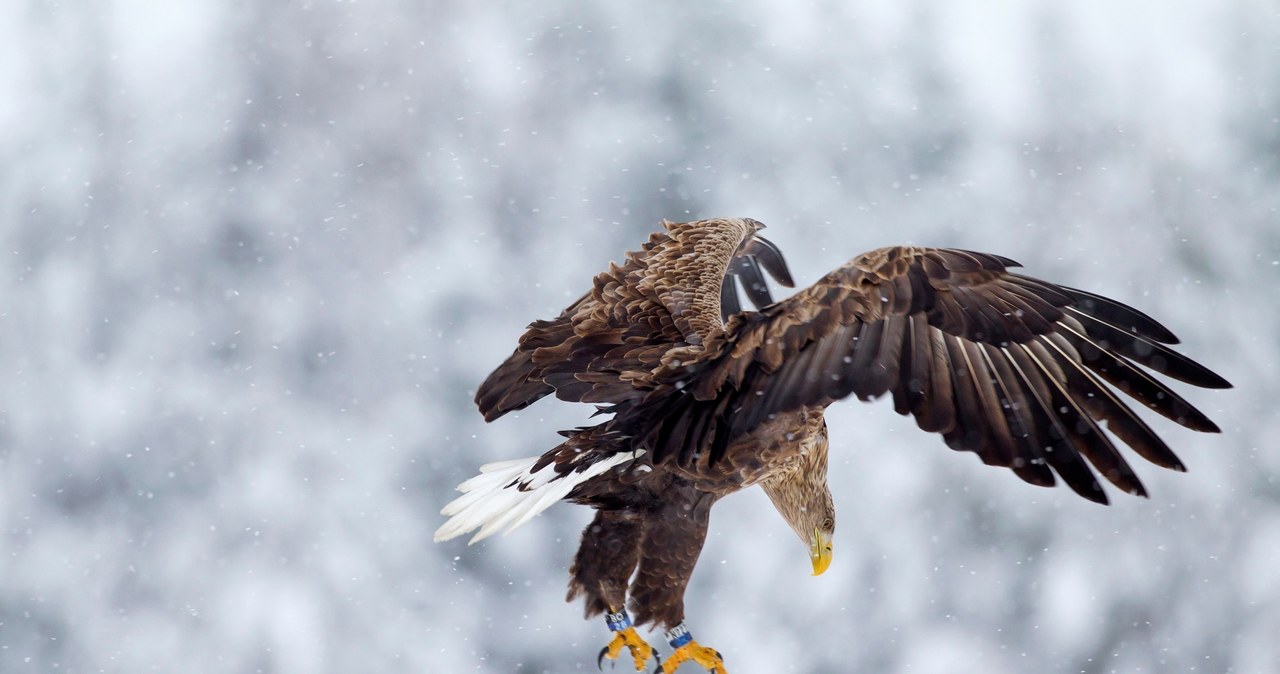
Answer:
[
  {"xmin": 474, "ymin": 217, "xmax": 793, "ymax": 421},
  {"xmin": 632, "ymin": 243, "xmax": 1231, "ymax": 504}
]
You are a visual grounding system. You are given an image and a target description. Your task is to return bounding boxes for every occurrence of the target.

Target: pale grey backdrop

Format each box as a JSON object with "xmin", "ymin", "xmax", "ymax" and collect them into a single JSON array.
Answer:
[{"xmin": 1, "ymin": 2, "xmax": 1277, "ymax": 673}]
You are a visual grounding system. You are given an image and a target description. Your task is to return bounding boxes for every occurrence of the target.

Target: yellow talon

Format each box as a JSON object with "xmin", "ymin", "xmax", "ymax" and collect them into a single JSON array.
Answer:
[
  {"xmin": 597, "ymin": 626, "xmax": 655, "ymax": 671},
  {"xmin": 657, "ymin": 639, "xmax": 726, "ymax": 674}
]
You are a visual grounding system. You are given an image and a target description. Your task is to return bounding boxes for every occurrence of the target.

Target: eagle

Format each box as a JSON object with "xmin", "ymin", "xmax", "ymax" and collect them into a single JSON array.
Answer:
[{"xmin": 434, "ymin": 217, "xmax": 1230, "ymax": 674}]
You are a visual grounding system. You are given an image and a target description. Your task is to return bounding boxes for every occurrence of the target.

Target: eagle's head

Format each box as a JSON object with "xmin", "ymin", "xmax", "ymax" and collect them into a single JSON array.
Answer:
[{"xmin": 761, "ymin": 415, "xmax": 835, "ymax": 576}]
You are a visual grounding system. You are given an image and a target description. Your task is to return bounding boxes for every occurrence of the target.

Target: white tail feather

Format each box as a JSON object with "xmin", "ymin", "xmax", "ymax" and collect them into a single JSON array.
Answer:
[{"xmin": 434, "ymin": 450, "xmax": 643, "ymax": 544}]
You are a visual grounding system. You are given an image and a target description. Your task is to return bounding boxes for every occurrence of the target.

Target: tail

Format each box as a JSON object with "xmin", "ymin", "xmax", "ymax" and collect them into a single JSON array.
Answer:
[{"xmin": 434, "ymin": 443, "xmax": 644, "ymax": 545}]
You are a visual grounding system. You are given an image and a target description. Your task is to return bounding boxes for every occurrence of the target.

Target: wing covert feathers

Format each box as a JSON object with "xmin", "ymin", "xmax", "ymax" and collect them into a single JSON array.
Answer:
[
  {"xmin": 474, "ymin": 218, "xmax": 793, "ymax": 422},
  {"xmin": 634, "ymin": 245, "xmax": 1231, "ymax": 504}
]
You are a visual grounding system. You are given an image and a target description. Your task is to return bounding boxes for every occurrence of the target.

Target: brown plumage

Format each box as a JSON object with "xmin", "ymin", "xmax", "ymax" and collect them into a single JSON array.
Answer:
[{"xmin": 436, "ymin": 217, "xmax": 1230, "ymax": 671}]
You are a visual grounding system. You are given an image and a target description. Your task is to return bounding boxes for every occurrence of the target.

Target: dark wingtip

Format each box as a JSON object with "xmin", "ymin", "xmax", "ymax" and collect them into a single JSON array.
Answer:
[
  {"xmin": 744, "ymin": 235, "xmax": 795, "ymax": 287},
  {"xmin": 737, "ymin": 258, "xmax": 775, "ymax": 308},
  {"xmin": 1198, "ymin": 372, "xmax": 1234, "ymax": 390},
  {"xmin": 474, "ymin": 392, "xmax": 503, "ymax": 422},
  {"xmin": 1077, "ymin": 483, "xmax": 1111, "ymax": 506},
  {"xmin": 1198, "ymin": 419, "xmax": 1223, "ymax": 434},
  {"xmin": 1060, "ymin": 286, "xmax": 1181, "ymax": 344}
]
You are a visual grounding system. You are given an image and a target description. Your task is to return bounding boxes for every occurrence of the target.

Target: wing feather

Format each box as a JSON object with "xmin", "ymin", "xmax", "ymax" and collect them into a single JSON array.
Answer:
[
  {"xmin": 963, "ymin": 340, "xmax": 1018, "ymax": 466},
  {"xmin": 1024, "ymin": 339, "xmax": 1147, "ymax": 497},
  {"xmin": 1040, "ymin": 333, "xmax": 1186, "ymax": 471},
  {"xmin": 979, "ymin": 343, "xmax": 1058, "ymax": 488},
  {"xmin": 892, "ymin": 313, "xmax": 930, "ymax": 419},
  {"xmin": 1056, "ymin": 317, "xmax": 1222, "ymax": 431},
  {"xmin": 1058, "ymin": 285, "xmax": 1180, "ymax": 344},
  {"xmin": 940, "ymin": 334, "xmax": 987, "ymax": 453},
  {"xmin": 1003, "ymin": 343, "xmax": 1109, "ymax": 503},
  {"xmin": 1064, "ymin": 308, "xmax": 1231, "ymax": 389},
  {"xmin": 923, "ymin": 325, "xmax": 957, "ymax": 433}
]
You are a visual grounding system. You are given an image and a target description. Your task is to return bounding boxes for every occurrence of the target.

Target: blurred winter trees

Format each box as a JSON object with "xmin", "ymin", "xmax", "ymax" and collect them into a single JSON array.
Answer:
[{"xmin": 0, "ymin": 2, "xmax": 1277, "ymax": 672}]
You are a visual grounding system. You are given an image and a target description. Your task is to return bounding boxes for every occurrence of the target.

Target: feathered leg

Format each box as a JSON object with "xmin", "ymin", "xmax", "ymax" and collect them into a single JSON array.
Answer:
[
  {"xmin": 568, "ymin": 509, "xmax": 654, "ymax": 671},
  {"xmin": 629, "ymin": 494, "xmax": 727, "ymax": 674}
]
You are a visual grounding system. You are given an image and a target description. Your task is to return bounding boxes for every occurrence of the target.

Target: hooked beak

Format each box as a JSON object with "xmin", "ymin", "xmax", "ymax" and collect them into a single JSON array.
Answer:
[{"xmin": 810, "ymin": 528, "xmax": 833, "ymax": 576}]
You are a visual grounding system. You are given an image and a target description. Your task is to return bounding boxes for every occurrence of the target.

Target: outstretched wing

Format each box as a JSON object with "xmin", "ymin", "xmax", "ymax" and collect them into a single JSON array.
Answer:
[
  {"xmin": 637, "ymin": 247, "xmax": 1231, "ymax": 504},
  {"xmin": 474, "ymin": 218, "xmax": 794, "ymax": 422}
]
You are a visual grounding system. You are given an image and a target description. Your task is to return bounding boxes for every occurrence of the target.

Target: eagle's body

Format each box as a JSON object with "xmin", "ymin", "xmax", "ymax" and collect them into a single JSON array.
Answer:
[
  {"xmin": 560, "ymin": 406, "xmax": 829, "ymax": 629},
  {"xmin": 435, "ymin": 218, "xmax": 1230, "ymax": 673}
]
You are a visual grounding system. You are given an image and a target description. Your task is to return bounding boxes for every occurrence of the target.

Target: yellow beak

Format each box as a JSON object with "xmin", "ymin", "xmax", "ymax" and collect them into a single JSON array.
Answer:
[{"xmin": 810, "ymin": 529, "xmax": 833, "ymax": 576}]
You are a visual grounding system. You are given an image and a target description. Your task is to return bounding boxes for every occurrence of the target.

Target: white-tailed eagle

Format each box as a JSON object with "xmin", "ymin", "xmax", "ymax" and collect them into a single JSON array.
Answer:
[{"xmin": 435, "ymin": 218, "xmax": 1230, "ymax": 673}]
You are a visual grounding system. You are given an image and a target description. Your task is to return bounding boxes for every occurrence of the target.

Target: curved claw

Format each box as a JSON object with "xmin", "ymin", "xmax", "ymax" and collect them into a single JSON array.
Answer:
[
  {"xmin": 656, "ymin": 639, "xmax": 726, "ymax": 673},
  {"xmin": 598, "ymin": 626, "xmax": 656, "ymax": 672}
]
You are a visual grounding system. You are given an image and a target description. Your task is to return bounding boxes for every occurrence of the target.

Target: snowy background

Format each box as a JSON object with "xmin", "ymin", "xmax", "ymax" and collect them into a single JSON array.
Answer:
[{"xmin": 2, "ymin": 1, "xmax": 1278, "ymax": 673}]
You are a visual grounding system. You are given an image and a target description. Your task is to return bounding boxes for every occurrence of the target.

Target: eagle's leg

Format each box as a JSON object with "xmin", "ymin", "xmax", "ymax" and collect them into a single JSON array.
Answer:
[
  {"xmin": 629, "ymin": 492, "xmax": 726, "ymax": 673},
  {"xmin": 568, "ymin": 509, "xmax": 654, "ymax": 671}
]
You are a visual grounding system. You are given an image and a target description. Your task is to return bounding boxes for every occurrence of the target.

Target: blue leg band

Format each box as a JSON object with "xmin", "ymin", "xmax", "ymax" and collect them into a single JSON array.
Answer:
[
  {"xmin": 605, "ymin": 610, "xmax": 633, "ymax": 632},
  {"xmin": 665, "ymin": 622, "xmax": 693, "ymax": 649}
]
